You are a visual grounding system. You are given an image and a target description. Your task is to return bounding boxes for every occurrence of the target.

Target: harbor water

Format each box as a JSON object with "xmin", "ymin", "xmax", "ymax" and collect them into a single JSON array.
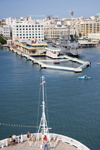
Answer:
[{"xmin": 0, "ymin": 46, "xmax": 100, "ymax": 150}]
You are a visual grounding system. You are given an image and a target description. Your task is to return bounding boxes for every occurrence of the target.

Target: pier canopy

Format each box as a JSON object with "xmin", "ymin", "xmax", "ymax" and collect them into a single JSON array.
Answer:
[
  {"xmin": 45, "ymin": 46, "xmax": 61, "ymax": 52},
  {"xmin": 26, "ymin": 42, "xmax": 47, "ymax": 47}
]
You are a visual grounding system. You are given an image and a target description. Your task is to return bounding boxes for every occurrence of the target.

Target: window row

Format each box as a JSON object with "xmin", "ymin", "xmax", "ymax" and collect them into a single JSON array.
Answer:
[
  {"xmin": 17, "ymin": 36, "xmax": 44, "ymax": 39},
  {"xmin": 15, "ymin": 31, "xmax": 42, "ymax": 33},
  {"xmin": 15, "ymin": 28, "xmax": 43, "ymax": 30},
  {"xmin": 16, "ymin": 34, "xmax": 43, "ymax": 36},
  {"xmin": 15, "ymin": 25, "xmax": 43, "ymax": 28}
]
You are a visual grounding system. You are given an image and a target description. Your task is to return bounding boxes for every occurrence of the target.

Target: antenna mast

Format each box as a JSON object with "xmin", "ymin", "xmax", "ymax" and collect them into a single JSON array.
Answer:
[{"xmin": 38, "ymin": 75, "xmax": 49, "ymax": 135}]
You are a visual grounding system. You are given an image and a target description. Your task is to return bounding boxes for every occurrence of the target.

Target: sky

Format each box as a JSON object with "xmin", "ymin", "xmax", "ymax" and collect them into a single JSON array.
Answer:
[{"xmin": 0, "ymin": 0, "xmax": 100, "ymax": 19}]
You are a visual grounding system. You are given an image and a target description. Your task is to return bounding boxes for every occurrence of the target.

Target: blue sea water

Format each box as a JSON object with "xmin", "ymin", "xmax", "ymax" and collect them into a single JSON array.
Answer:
[{"xmin": 0, "ymin": 46, "xmax": 100, "ymax": 150}]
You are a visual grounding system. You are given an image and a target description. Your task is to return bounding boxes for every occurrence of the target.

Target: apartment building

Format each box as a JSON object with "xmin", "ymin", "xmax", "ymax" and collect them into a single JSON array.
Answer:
[
  {"xmin": 0, "ymin": 26, "xmax": 3, "ymax": 34},
  {"xmin": 6, "ymin": 17, "xmax": 12, "ymax": 26},
  {"xmin": 12, "ymin": 22, "xmax": 44, "ymax": 41},
  {"xmin": 2, "ymin": 25, "xmax": 10, "ymax": 38},
  {"xmin": 44, "ymin": 26, "xmax": 75, "ymax": 40},
  {"xmin": 77, "ymin": 21, "xmax": 100, "ymax": 37}
]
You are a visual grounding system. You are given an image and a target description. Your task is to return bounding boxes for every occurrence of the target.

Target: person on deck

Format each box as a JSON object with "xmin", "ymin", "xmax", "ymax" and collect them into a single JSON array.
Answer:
[
  {"xmin": 27, "ymin": 132, "xmax": 30, "ymax": 141},
  {"xmin": 9, "ymin": 136, "xmax": 12, "ymax": 145},
  {"xmin": 12, "ymin": 134, "xmax": 16, "ymax": 144},
  {"xmin": 20, "ymin": 133, "xmax": 23, "ymax": 143},
  {"xmin": 44, "ymin": 135, "xmax": 48, "ymax": 150}
]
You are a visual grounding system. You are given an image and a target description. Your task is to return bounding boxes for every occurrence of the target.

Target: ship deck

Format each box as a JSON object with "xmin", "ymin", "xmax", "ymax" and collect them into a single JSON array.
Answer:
[
  {"xmin": 0, "ymin": 133, "xmax": 90, "ymax": 150},
  {"xmin": 2, "ymin": 140, "xmax": 77, "ymax": 150}
]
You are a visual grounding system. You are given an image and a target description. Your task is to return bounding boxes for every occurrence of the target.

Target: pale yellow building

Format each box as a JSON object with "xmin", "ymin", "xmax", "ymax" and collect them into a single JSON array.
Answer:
[{"xmin": 75, "ymin": 21, "xmax": 100, "ymax": 37}]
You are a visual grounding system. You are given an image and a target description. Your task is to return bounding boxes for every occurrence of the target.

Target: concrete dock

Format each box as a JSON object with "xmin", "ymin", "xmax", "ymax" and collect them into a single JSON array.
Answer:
[{"xmin": 9, "ymin": 47, "xmax": 90, "ymax": 73}]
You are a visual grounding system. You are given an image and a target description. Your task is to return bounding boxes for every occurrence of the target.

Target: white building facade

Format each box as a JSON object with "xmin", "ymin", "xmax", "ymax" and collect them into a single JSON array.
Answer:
[
  {"xmin": 0, "ymin": 26, "xmax": 3, "ymax": 35},
  {"xmin": 6, "ymin": 17, "xmax": 12, "ymax": 26},
  {"xmin": 12, "ymin": 22, "xmax": 44, "ymax": 41},
  {"xmin": 44, "ymin": 26, "xmax": 75, "ymax": 39},
  {"xmin": 2, "ymin": 25, "xmax": 10, "ymax": 37}
]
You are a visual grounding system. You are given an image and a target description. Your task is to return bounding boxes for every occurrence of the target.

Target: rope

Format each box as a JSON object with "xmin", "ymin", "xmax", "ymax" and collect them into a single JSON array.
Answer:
[
  {"xmin": 45, "ymin": 81, "xmax": 50, "ymax": 129},
  {"xmin": 0, "ymin": 123, "xmax": 38, "ymax": 128},
  {"xmin": 36, "ymin": 77, "xmax": 41, "ymax": 133}
]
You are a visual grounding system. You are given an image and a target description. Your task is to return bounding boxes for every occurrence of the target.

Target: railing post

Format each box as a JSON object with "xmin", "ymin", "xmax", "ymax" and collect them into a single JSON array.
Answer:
[
  {"xmin": 2, "ymin": 142, "xmax": 4, "ymax": 149},
  {"xmin": 18, "ymin": 136, "xmax": 19, "ymax": 143},
  {"xmin": 6, "ymin": 139, "xmax": 8, "ymax": 146}
]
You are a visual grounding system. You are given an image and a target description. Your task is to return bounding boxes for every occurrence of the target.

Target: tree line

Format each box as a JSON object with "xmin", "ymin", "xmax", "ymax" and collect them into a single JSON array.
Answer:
[{"xmin": 0, "ymin": 34, "xmax": 7, "ymax": 44}]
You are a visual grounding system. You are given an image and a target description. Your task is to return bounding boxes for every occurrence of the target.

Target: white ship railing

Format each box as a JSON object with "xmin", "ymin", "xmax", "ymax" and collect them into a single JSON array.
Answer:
[
  {"xmin": 0, "ymin": 134, "xmax": 27, "ymax": 148},
  {"xmin": 0, "ymin": 133, "xmax": 90, "ymax": 150}
]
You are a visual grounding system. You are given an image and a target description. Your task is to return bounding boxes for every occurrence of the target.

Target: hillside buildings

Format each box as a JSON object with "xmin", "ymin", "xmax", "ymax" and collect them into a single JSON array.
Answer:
[
  {"xmin": 0, "ymin": 25, "xmax": 10, "ymax": 38},
  {"xmin": 0, "ymin": 13, "xmax": 100, "ymax": 41}
]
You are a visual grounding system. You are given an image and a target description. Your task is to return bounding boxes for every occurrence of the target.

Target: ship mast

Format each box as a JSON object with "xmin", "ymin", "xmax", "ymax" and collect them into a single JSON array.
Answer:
[{"xmin": 38, "ymin": 75, "xmax": 49, "ymax": 135}]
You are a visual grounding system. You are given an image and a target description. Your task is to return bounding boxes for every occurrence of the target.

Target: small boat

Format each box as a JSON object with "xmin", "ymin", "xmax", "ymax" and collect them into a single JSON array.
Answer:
[
  {"xmin": 96, "ymin": 62, "xmax": 100, "ymax": 64},
  {"xmin": 78, "ymin": 75, "xmax": 92, "ymax": 80}
]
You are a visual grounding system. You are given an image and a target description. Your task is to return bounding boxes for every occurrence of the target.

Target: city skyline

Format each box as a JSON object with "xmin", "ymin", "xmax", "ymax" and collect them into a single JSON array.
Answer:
[{"xmin": 0, "ymin": 0, "xmax": 100, "ymax": 19}]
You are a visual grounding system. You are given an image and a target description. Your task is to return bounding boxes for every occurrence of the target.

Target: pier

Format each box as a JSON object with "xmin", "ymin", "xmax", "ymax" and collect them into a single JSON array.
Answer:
[
  {"xmin": 78, "ymin": 40, "xmax": 97, "ymax": 47},
  {"xmin": 9, "ymin": 47, "xmax": 90, "ymax": 73}
]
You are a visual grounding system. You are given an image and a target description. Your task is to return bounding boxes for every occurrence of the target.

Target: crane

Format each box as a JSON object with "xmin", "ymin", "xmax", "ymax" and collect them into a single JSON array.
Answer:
[
  {"xmin": 53, "ymin": 15, "xmax": 59, "ymax": 19},
  {"xmin": 28, "ymin": 15, "xmax": 58, "ymax": 20},
  {"xmin": 68, "ymin": 11, "xmax": 74, "ymax": 18},
  {"xmin": 46, "ymin": 15, "xmax": 53, "ymax": 20},
  {"xmin": 28, "ymin": 15, "xmax": 46, "ymax": 19}
]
